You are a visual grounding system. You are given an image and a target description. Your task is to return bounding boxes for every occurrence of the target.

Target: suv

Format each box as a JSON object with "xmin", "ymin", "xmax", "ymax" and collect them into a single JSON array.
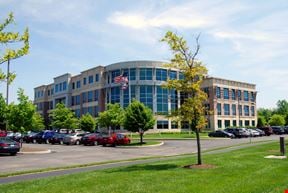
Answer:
[
  {"xmin": 224, "ymin": 128, "xmax": 249, "ymax": 138},
  {"xmin": 271, "ymin": 126, "xmax": 285, "ymax": 135},
  {"xmin": 258, "ymin": 126, "xmax": 273, "ymax": 136}
]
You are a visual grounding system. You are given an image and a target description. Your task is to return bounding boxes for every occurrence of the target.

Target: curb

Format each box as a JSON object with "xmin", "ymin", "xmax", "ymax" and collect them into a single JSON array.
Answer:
[
  {"xmin": 118, "ymin": 141, "xmax": 164, "ymax": 148},
  {"xmin": 19, "ymin": 149, "xmax": 52, "ymax": 154}
]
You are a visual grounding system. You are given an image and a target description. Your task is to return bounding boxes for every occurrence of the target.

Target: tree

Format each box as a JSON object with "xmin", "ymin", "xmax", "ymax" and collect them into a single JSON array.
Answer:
[
  {"xmin": 0, "ymin": 12, "xmax": 29, "ymax": 83},
  {"xmin": 50, "ymin": 103, "xmax": 78, "ymax": 130},
  {"xmin": 96, "ymin": 103, "xmax": 124, "ymax": 132},
  {"xmin": 0, "ymin": 94, "xmax": 7, "ymax": 130},
  {"xmin": 276, "ymin": 100, "xmax": 288, "ymax": 115},
  {"xmin": 269, "ymin": 114, "xmax": 285, "ymax": 126},
  {"xmin": 162, "ymin": 31, "xmax": 208, "ymax": 165},
  {"xmin": 257, "ymin": 108, "xmax": 273, "ymax": 123},
  {"xmin": 123, "ymin": 100, "xmax": 155, "ymax": 144},
  {"xmin": 31, "ymin": 112, "xmax": 45, "ymax": 132},
  {"xmin": 80, "ymin": 113, "xmax": 96, "ymax": 132},
  {"xmin": 6, "ymin": 88, "xmax": 39, "ymax": 132},
  {"xmin": 257, "ymin": 116, "xmax": 266, "ymax": 127}
]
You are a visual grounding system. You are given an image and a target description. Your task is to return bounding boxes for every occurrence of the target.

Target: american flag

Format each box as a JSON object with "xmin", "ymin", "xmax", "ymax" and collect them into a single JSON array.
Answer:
[{"xmin": 114, "ymin": 74, "xmax": 129, "ymax": 89}]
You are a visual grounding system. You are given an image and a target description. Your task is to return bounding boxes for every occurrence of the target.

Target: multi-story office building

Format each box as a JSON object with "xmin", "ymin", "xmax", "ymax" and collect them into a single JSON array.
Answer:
[{"xmin": 34, "ymin": 60, "xmax": 257, "ymax": 131}]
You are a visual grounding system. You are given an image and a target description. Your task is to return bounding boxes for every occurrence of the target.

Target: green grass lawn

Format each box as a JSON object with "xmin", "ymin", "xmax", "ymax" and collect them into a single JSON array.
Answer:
[
  {"xmin": 1, "ymin": 142, "xmax": 288, "ymax": 193},
  {"xmin": 128, "ymin": 131, "xmax": 209, "ymax": 140}
]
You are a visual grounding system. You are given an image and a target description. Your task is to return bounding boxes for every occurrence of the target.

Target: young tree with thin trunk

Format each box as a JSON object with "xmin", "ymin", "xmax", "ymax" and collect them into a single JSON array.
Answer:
[{"xmin": 162, "ymin": 31, "xmax": 208, "ymax": 165}]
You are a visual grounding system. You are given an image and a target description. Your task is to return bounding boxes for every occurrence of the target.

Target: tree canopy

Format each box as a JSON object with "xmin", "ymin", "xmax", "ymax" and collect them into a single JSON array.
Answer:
[
  {"xmin": 269, "ymin": 114, "xmax": 285, "ymax": 126},
  {"xmin": 123, "ymin": 100, "xmax": 155, "ymax": 144},
  {"xmin": 50, "ymin": 103, "xmax": 78, "ymax": 130},
  {"xmin": 0, "ymin": 12, "xmax": 29, "ymax": 83},
  {"xmin": 161, "ymin": 31, "xmax": 208, "ymax": 165},
  {"xmin": 80, "ymin": 113, "xmax": 96, "ymax": 132}
]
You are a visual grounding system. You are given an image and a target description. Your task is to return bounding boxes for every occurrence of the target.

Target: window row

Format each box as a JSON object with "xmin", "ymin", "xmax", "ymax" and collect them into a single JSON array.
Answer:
[
  {"xmin": 217, "ymin": 103, "xmax": 255, "ymax": 116},
  {"xmin": 73, "ymin": 106, "xmax": 99, "ymax": 118},
  {"xmin": 217, "ymin": 119, "xmax": 256, "ymax": 128},
  {"xmin": 71, "ymin": 90, "xmax": 99, "ymax": 106},
  {"xmin": 55, "ymin": 81, "xmax": 67, "ymax": 93},
  {"xmin": 215, "ymin": 87, "xmax": 256, "ymax": 102},
  {"xmin": 72, "ymin": 74, "xmax": 100, "ymax": 90}
]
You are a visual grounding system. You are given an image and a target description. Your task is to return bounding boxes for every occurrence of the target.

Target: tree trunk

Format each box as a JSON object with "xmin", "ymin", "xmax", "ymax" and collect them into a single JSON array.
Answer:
[
  {"xmin": 195, "ymin": 128, "xmax": 202, "ymax": 165},
  {"xmin": 140, "ymin": 132, "xmax": 143, "ymax": 144}
]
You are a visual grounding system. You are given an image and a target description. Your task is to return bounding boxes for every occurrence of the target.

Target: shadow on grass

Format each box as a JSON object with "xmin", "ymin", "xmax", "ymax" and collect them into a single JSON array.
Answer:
[{"xmin": 106, "ymin": 164, "xmax": 178, "ymax": 173}]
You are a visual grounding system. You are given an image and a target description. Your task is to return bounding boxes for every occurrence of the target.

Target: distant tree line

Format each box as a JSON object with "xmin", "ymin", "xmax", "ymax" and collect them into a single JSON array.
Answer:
[{"xmin": 257, "ymin": 99, "xmax": 288, "ymax": 127}]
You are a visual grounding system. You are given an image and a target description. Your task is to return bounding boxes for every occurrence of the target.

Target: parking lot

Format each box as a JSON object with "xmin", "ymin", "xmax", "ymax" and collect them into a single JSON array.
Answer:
[{"xmin": 0, "ymin": 134, "xmax": 286, "ymax": 174}]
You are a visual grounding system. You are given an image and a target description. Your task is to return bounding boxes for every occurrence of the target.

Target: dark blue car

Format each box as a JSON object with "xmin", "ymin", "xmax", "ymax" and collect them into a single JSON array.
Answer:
[{"xmin": 34, "ymin": 131, "xmax": 56, "ymax": 144}]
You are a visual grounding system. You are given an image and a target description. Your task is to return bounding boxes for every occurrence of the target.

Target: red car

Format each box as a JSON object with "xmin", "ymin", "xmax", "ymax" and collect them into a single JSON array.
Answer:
[
  {"xmin": 100, "ymin": 133, "xmax": 131, "ymax": 147},
  {"xmin": 0, "ymin": 130, "xmax": 7, "ymax": 137},
  {"xmin": 81, "ymin": 133, "xmax": 103, "ymax": 146}
]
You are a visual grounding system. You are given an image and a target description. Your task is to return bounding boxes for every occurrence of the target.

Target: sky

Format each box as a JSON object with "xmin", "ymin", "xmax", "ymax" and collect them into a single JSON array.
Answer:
[{"xmin": 0, "ymin": 0, "xmax": 287, "ymax": 108}]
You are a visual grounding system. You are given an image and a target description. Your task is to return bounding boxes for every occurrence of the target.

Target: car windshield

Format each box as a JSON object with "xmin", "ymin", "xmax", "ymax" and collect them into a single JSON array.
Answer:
[{"xmin": 0, "ymin": 137, "xmax": 15, "ymax": 142}]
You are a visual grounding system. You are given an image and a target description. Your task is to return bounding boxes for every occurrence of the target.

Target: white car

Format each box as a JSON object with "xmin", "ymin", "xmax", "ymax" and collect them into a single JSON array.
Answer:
[{"xmin": 246, "ymin": 129, "xmax": 260, "ymax": 137}]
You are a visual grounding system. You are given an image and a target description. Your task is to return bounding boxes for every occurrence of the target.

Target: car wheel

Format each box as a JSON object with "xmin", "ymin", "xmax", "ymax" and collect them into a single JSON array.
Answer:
[
  {"xmin": 103, "ymin": 143, "xmax": 106, "ymax": 147},
  {"xmin": 46, "ymin": 139, "xmax": 49, "ymax": 144},
  {"xmin": 10, "ymin": 152, "xmax": 17, "ymax": 156},
  {"xmin": 94, "ymin": 141, "xmax": 98, "ymax": 146},
  {"xmin": 33, "ymin": 139, "xmax": 37, "ymax": 144},
  {"xmin": 60, "ymin": 140, "xmax": 64, "ymax": 145},
  {"xmin": 76, "ymin": 140, "xmax": 80, "ymax": 145}
]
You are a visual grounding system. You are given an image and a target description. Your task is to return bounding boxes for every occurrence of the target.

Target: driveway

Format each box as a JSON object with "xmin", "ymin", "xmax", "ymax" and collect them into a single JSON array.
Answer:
[{"xmin": 0, "ymin": 135, "xmax": 284, "ymax": 174}]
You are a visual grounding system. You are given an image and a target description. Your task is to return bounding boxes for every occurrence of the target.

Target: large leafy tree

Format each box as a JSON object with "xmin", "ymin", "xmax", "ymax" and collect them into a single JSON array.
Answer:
[
  {"xmin": 269, "ymin": 114, "xmax": 285, "ymax": 126},
  {"xmin": 31, "ymin": 112, "xmax": 45, "ymax": 131},
  {"xmin": 257, "ymin": 108, "xmax": 273, "ymax": 123},
  {"xmin": 80, "ymin": 113, "xmax": 96, "ymax": 132},
  {"xmin": 257, "ymin": 116, "xmax": 266, "ymax": 127},
  {"xmin": 162, "ymin": 31, "xmax": 208, "ymax": 165},
  {"xmin": 123, "ymin": 100, "xmax": 155, "ymax": 144},
  {"xmin": 0, "ymin": 94, "xmax": 7, "ymax": 129},
  {"xmin": 276, "ymin": 100, "xmax": 288, "ymax": 115},
  {"xmin": 0, "ymin": 12, "xmax": 29, "ymax": 86},
  {"xmin": 50, "ymin": 103, "xmax": 78, "ymax": 130},
  {"xmin": 6, "ymin": 88, "xmax": 42, "ymax": 132},
  {"xmin": 96, "ymin": 103, "xmax": 124, "ymax": 132}
]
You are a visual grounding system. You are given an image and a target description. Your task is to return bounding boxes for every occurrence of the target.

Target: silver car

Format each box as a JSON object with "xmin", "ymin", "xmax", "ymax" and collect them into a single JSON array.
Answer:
[{"xmin": 63, "ymin": 133, "xmax": 85, "ymax": 145}]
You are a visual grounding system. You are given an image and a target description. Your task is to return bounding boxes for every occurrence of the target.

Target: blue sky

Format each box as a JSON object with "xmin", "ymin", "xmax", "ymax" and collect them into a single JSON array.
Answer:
[{"xmin": 0, "ymin": 0, "xmax": 287, "ymax": 108}]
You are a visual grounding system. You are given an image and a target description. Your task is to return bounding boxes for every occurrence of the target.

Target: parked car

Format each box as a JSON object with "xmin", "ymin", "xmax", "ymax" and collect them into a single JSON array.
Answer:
[
  {"xmin": 246, "ymin": 129, "xmax": 261, "ymax": 137},
  {"xmin": 224, "ymin": 128, "xmax": 249, "ymax": 138},
  {"xmin": 0, "ymin": 137, "xmax": 20, "ymax": 156},
  {"xmin": 255, "ymin": 129, "xmax": 265, "ymax": 136},
  {"xmin": 0, "ymin": 130, "xmax": 7, "ymax": 137},
  {"xmin": 100, "ymin": 133, "xmax": 131, "ymax": 147},
  {"xmin": 271, "ymin": 126, "xmax": 285, "ymax": 135},
  {"xmin": 6, "ymin": 132, "xmax": 22, "ymax": 142},
  {"xmin": 63, "ymin": 133, "xmax": 85, "ymax": 145},
  {"xmin": 283, "ymin": 126, "xmax": 288, "ymax": 134},
  {"xmin": 258, "ymin": 126, "xmax": 273, "ymax": 136},
  {"xmin": 81, "ymin": 133, "xmax": 103, "ymax": 146},
  {"xmin": 208, "ymin": 130, "xmax": 235, "ymax": 138},
  {"xmin": 49, "ymin": 133, "xmax": 67, "ymax": 145},
  {"xmin": 23, "ymin": 132, "xmax": 39, "ymax": 143}
]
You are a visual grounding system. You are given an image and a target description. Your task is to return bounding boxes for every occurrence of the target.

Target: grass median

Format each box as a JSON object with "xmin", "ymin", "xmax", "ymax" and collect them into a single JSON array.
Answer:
[{"xmin": 1, "ymin": 141, "xmax": 287, "ymax": 193}]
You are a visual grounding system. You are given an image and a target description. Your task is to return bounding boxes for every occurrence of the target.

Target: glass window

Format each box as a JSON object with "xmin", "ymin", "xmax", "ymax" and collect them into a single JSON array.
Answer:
[
  {"xmin": 217, "ymin": 103, "xmax": 221, "ymax": 115},
  {"xmin": 82, "ymin": 92, "xmax": 87, "ymax": 103},
  {"xmin": 130, "ymin": 68, "xmax": 136, "ymax": 80},
  {"xmin": 217, "ymin": 120, "xmax": 222, "ymax": 129},
  {"xmin": 76, "ymin": 81, "xmax": 81, "ymax": 89},
  {"xmin": 140, "ymin": 85, "xmax": 153, "ymax": 110},
  {"xmin": 157, "ymin": 86, "xmax": 168, "ymax": 113},
  {"xmin": 88, "ymin": 91, "xmax": 93, "ymax": 102},
  {"xmin": 111, "ymin": 70, "xmax": 121, "ymax": 83},
  {"xmin": 59, "ymin": 83, "xmax": 62, "ymax": 92},
  {"xmin": 75, "ymin": 109, "xmax": 80, "ymax": 118},
  {"xmin": 232, "ymin": 104, "xmax": 236, "ymax": 115},
  {"xmin": 83, "ymin": 77, "xmax": 87, "ymax": 85},
  {"xmin": 75, "ymin": 95, "xmax": 80, "ymax": 105},
  {"xmin": 245, "ymin": 120, "xmax": 250, "ymax": 126},
  {"xmin": 223, "ymin": 88, "xmax": 229, "ymax": 99},
  {"xmin": 72, "ymin": 82, "xmax": 75, "ymax": 90},
  {"xmin": 216, "ymin": 87, "xmax": 221, "ymax": 98},
  {"xmin": 244, "ymin": 105, "xmax": 249, "ymax": 116},
  {"xmin": 111, "ymin": 87, "xmax": 120, "ymax": 104},
  {"xmin": 224, "ymin": 104, "xmax": 230, "ymax": 115},
  {"xmin": 63, "ymin": 81, "xmax": 67, "ymax": 91},
  {"xmin": 233, "ymin": 120, "xmax": 237, "ymax": 126},
  {"xmin": 71, "ymin": 96, "xmax": 75, "ymax": 106},
  {"xmin": 123, "ymin": 85, "xmax": 136, "ymax": 108},
  {"xmin": 170, "ymin": 89, "xmax": 178, "ymax": 111},
  {"xmin": 231, "ymin": 89, "xmax": 236, "ymax": 100},
  {"xmin": 157, "ymin": 120, "xmax": 168, "ymax": 129},
  {"xmin": 55, "ymin": 84, "xmax": 59, "ymax": 93},
  {"xmin": 94, "ymin": 106, "xmax": 99, "ymax": 116},
  {"xmin": 225, "ymin": 120, "xmax": 230, "ymax": 128},
  {"xmin": 238, "ymin": 105, "xmax": 242, "ymax": 116},
  {"xmin": 244, "ymin": 91, "xmax": 249, "ymax": 101},
  {"xmin": 88, "ymin": 106, "xmax": 93, "ymax": 115},
  {"xmin": 48, "ymin": 90, "xmax": 50, "ymax": 96},
  {"xmin": 156, "ymin": 69, "xmax": 167, "ymax": 81},
  {"xmin": 252, "ymin": 120, "xmax": 255, "ymax": 126},
  {"xmin": 250, "ymin": 92, "xmax": 255, "ymax": 102},
  {"xmin": 251, "ymin": 106, "xmax": 255, "ymax": 116},
  {"xmin": 171, "ymin": 121, "xmax": 178, "ymax": 129},
  {"xmin": 94, "ymin": 90, "xmax": 99, "ymax": 102},
  {"xmin": 51, "ymin": 88, "xmax": 54, "ymax": 95},
  {"xmin": 169, "ymin": 70, "xmax": 177, "ymax": 80},
  {"xmin": 95, "ymin": 74, "xmax": 99, "ymax": 82},
  {"xmin": 179, "ymin": 72, "xmax": 184, "ymax": 80},
  {"xmin": 238, "ymin": 90, "xmax": 242, "ymax": 101},
  {"xmin": 88, "ymin": 75, "xmax": 93, "ymax": 84},
  {"xmin": 139, "ymin": 68, "xmax": 153, "ymax": 80},
  {"xmin": 203, "ymin": 87, "xmax": 209, "ymax": 97}
]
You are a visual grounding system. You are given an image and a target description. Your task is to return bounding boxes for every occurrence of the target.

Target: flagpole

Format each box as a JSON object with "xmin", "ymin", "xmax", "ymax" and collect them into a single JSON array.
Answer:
[{"xmin": 129, "ymin": 67, "xmax": 131, "ymax": 104}]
